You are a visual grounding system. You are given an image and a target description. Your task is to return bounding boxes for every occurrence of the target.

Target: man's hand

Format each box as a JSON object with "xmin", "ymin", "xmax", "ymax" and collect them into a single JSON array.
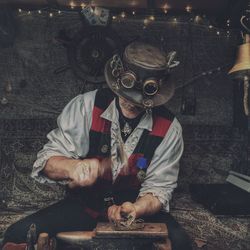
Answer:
[
  {"xmin": 43, "ymin": 156, "xmax": 111, "ymax": 186},
  {"xmin": 68, "ymin": 159, "xmax": 101, "ymax": 188},
  {"xmin": 108, "ymin": 194, "xmax": 162, "ymax": 222},
  {"xmin": 108, "ymin": 202, "xmax": 136, "ymax": 223}
]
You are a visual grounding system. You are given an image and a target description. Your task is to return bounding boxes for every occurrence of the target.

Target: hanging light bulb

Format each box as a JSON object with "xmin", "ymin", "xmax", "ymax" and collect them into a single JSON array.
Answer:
[
  {"xmin": 28, "ymin": 11, "xmax": 31, "ymax": 15},
  {"xmin": 216, "ymin": 31, "xmax": 220, "ymax": 35},
  {"xmin": 38, "ymin": 10, "xmax": 42, "ymax": 14},
  {"xmin": 18, "ymin": 9, "xmax": 22, "ymax": 13},
  {"xmin": 149, "ymin": 15, "xmax": 155, "ymax": 21},
  {"xmin": 144, "ymin": 18, "xmax": 150, "ymax": 25},
  {"xmin": 70, "ymin": 1, "xmax": 75, "ymax": 9},
  {"xmin": 209, "ymin": 25, "xmax": 213, "ymax": 29},
  {"xmin": 5, "ymin": 82, "xmax": 12, "ymax": 93},
  {"xmin": 186, "ymin": 5, "xmax": 192, "ymax": 13},
  {"xmin": 112, "ymin": 16, "xmax": 117, "ymax": 20},
  {"xmin": 121, "ymin": 11, "xmax": 126, "ymax": 18},
  {"xmin": 163, "ymin": 3, "xmax": 170, "ymax": 10},
  {"xmin": 194, "ymin": 15, "xmax": 202, "ymax": 23},
  {"xmin": 49, "ymin": 12, "xmax": 53, "ymax": 17},
  {"xmin": 0, "ymin": 97, "xmax": 8, "ymax": 105},
  {"xmin": 132, "ymin": 10, "xmax": 136, "ymax": 15},
  {"xmin": 162, "ymin": 2, "xmax": 170, "ymax": 14},
  {"xmin": 58, "ymin": 10, "xmax": 61, "ymax": 14}
]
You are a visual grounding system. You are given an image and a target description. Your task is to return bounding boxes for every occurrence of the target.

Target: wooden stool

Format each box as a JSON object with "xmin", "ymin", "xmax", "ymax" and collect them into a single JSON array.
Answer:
[{"xmin": 57, "ymin": 222, "xmax": 171, "ymax": 250}]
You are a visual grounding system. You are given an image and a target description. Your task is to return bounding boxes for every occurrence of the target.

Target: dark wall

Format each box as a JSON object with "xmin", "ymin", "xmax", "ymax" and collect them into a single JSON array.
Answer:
[
  {"xmin": 0, "ymin": 12, "xmax": 237, "ymax": 123},
  {"xmin": 0, "ymin": 11, "xmax": 248, "ymax": 209}
]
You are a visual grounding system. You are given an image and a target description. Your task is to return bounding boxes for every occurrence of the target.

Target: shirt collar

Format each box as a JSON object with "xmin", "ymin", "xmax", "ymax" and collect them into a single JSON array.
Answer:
[{"xmin": 100, "ymin": 98, "xmax": 153, "ymax": 131}]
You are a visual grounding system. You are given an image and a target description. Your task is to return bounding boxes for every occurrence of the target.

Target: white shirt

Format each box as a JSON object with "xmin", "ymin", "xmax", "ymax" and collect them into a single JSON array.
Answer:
[{"xmin": 31, "ymin": 89, "xmax": 184, "ymax": 212}]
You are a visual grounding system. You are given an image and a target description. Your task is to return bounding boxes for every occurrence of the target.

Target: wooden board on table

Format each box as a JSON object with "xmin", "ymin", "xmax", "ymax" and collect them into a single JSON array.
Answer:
[{"xmin": 95, "ymin": 222, "xmax": 168, "ymax": 239}]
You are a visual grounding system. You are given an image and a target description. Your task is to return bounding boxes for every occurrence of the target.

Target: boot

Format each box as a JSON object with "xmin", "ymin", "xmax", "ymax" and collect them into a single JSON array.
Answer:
[{"xmin": 2, "ymin": 242, "xmax": 27, "ymax": 250}]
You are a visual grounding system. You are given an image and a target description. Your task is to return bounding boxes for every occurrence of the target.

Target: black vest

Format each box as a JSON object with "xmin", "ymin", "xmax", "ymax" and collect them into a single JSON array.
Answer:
[{"xmin": 69, "ymin": 88, "xmax": 175, "ymax": 215}]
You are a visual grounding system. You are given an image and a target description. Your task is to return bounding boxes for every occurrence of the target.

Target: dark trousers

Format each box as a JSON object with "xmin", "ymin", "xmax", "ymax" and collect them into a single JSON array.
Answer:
[{"xmin": 3, "ymin": 197, "xmax": 192, "ymax": 250}]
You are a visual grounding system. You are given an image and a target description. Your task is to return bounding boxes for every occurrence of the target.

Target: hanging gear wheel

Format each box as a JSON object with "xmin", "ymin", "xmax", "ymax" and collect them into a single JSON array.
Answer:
[{"xmin": 57, "ymin": 25, "xmax": 122, "ymax": 83}]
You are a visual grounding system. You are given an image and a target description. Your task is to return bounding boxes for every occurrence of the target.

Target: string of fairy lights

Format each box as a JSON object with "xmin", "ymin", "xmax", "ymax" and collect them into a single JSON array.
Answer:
[
  {"xmin": 0, "ymin": 2, "xmax": 237, "ymax": 109},
  {"xmin": 15, "ymin": 1, "xmax": 234, "ymax": 39}
]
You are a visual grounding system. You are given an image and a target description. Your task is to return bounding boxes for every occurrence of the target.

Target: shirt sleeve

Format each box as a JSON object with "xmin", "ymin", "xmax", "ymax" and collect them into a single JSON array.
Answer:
[
  {"xmin": 138, "ymin": 118, "xmax": 184, "ymax": 212},
  {"xmin": 31, "ymin": 90, "xmax": 97, "ymax": 184}
]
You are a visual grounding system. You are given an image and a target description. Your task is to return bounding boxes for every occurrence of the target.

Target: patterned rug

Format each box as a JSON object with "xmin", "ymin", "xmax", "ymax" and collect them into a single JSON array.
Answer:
[
  {"xmin": 171, "ymin": 193, "xmax": 250, "ymax": 250},
  {"xmin": 0, "ymin": 118, "xmax": 249, "ymax": 250}
]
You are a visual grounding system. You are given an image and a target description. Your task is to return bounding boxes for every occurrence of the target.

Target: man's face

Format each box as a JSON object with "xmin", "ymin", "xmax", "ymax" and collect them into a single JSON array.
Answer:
[{"xmin": 119, "ymin": 96, "xmax": 144, "ymax": 114}]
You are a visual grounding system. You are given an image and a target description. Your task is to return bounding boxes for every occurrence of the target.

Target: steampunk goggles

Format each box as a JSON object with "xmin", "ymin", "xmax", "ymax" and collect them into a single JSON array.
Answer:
[{"xmin": 110, "ymin": 53, "xmax": 178, "ymax": 97}]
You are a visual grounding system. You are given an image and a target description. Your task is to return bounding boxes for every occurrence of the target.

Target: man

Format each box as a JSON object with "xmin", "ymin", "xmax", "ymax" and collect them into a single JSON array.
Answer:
[{"xmin": 2, "ymin": 42, "xmax": 192, "ymax": 250}]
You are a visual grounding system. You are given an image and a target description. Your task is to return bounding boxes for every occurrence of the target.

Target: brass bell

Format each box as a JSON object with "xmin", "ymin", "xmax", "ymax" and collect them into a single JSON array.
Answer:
[
  {"xmin": 228, "ymin": 34, "xmax": 250, "ymax": 116},
  {"xmin": 229, "ymin": 34, "xmax": 250, "ymax": 79}
]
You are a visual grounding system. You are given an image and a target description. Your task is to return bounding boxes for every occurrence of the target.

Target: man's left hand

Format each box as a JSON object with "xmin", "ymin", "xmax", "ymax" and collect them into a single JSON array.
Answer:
[{"xmin": 107, "ymin": 202, "xmax": 137, "ymax": 223}]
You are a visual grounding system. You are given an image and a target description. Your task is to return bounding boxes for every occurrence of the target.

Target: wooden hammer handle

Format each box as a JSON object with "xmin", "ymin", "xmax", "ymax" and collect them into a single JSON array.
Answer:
[{"xmin": 37, "ymin": 233, "xmax": 49, "ymax": 250}]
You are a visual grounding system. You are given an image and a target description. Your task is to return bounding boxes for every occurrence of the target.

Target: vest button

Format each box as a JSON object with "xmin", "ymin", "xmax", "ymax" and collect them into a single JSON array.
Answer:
[{"xmin": 101, "ymin": 144, "xmax": 109, "ymax": 153}]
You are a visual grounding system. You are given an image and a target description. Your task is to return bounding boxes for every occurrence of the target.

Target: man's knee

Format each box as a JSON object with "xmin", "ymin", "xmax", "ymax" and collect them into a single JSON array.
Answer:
[{"xmin": 3, "ymin": 220, "xmax": 31, "ymax": 244}]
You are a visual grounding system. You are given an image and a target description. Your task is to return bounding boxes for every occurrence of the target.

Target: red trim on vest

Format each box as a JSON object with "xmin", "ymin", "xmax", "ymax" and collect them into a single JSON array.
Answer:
[
  {"xmin": 150, "ymin": 116, "xmax": 172, "ymax": 137},
  {"xmin": 91, "ymin": 106, "xmax": 110, "ymax": 133}
]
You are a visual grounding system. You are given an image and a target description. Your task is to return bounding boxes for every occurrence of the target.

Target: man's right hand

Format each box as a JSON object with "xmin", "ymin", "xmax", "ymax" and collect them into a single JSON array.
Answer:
[
  {"xmin": 43, "ymin": 156, "xmax": 111, "ymax": 187},
  {"xmin": 68, "ymin": 159, "xmax": 101, "ymax": 188},
  {"xmin": 68, "ymin": 158, "xmax": 111, "ymax": 188}
]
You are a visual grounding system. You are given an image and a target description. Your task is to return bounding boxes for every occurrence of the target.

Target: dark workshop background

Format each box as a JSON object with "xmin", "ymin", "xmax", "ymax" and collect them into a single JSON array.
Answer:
[{"xmin": 0, "ymin": 1, "xmax": 249, "ymax": 249}]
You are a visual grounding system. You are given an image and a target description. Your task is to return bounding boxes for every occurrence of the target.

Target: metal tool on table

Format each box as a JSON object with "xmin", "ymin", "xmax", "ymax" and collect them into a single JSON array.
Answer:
[
  {"xmin": 113, "ymin": 212, "xmax": 144, "ymax": 231},
  {"xmin": 26, "ymin": 224, "xmax": 37, "ymax": 250}
]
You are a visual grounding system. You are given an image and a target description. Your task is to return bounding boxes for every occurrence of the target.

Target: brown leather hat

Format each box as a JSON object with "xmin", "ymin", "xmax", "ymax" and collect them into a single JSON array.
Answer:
[{"xmin": 104, "ymin": 42, "xmax": 179, "ymax": 108}]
